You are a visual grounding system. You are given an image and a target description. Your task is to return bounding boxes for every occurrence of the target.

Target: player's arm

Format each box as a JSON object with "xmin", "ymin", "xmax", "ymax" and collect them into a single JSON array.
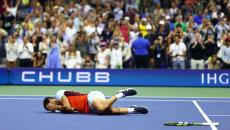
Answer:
[{"xmin": 60, "ymin": 96, "xmax": 75, "ymax": 112}]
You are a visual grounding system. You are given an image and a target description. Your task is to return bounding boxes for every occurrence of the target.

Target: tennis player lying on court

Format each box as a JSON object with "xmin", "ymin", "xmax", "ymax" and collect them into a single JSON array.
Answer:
[{"xmin": 43, "ymin": 88, "xmax": 148, "ymax": 115}]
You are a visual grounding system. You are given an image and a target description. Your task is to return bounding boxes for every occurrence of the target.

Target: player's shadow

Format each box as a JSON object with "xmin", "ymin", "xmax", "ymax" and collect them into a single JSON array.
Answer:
[{"xmin": 39, "ymin": 111, "xmax": 138, "ymax": 116}]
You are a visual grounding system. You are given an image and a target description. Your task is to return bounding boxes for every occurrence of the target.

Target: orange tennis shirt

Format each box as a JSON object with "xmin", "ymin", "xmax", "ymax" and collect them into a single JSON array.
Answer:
[{"xmin": 64, "ymin": 91, "xmax": 90, "ymax": 113}]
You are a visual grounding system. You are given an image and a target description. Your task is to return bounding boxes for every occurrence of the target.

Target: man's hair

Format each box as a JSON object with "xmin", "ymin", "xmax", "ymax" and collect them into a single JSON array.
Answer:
[{"xmin": 43, "ymin": 97, "xmax": 55, "ymax": 111}]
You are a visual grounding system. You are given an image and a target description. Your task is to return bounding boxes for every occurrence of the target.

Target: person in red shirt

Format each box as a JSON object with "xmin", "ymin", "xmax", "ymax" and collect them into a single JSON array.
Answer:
[{"xmin": 43, "ymin": 88, "xmax": 148, "ymax": 115}]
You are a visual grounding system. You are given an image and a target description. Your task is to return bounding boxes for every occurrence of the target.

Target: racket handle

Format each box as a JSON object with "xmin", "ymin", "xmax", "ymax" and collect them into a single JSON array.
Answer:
[{"xmin": 202, "ymin": 122, "xmax": 219, "ymax": 126}]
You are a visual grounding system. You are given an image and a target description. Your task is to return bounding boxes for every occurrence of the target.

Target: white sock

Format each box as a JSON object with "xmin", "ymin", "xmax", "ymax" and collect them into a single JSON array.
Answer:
[
  {"xmin": 115, "ymin": 93, "xmax": 124, "ymax": 99},
  {"xmin": 127, "ymin": 108, "xmax": 135, "ymax": 113}
]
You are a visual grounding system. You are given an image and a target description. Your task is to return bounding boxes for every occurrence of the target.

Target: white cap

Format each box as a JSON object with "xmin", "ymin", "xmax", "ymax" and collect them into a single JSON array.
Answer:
[
  {"xmin": 124, "ymin": 16, "xmax": 130, "ymax": 20},
  {"xmin": 165, "ymin": 15, "xmax": 171, "ymax": 20},
  {"xmin": 159, "ymin": 20, "xmax": 165, "ymax": 25},
  {"xmin": 146, "ymin": 24, "xmax": 152, "ymax": 30},
  {"xmin": 141, "ymin": 18, "xmax": 147, "ymax": 21}
]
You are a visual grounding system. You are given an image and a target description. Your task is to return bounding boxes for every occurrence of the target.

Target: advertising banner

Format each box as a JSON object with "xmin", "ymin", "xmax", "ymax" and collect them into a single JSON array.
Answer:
[{"xmin": 9, "ymin": 68, "xmax": 230, "ymax": 87}]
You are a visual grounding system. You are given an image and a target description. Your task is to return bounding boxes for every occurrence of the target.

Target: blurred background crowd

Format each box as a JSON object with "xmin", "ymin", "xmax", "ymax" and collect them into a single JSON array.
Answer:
[{"xmin": 0, "ymin": 0, "xmax": 230, "ymax": 69}]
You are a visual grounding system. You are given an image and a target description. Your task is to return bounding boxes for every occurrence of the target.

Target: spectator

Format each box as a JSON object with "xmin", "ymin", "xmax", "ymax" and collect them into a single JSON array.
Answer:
[
  {"xmin": 39, "ymin": 35, "xmax": 49, "ymax": 60},
  {"xmin": 18, "ymin": 36, "xmax": 34, "ymax": 67},
  {"xmin": 87, "ymin": 32, "xmax": 99, "ymax": 61},
  {"xmin": 168, "ymin": 35, "xmax": 187, "ymax": 69},
  {"xmin": 217, "ymin": 37, "xmax": 230, "ymax": 69},
  {"xmin": 75, "ymin": 32, "xmax": 88, "ymax": 58},
  {"xmin": 138, "ymin": 18, "xmax": 148, "ymax": 37},
  {"xmin": 206, "ymin": 54, "xmax": 221, "ymax": 69},
  {"xmin": 119, "ymin": 37, "xmax": 132, "ymax": 68},
  {"xmin": 82, "ymin": 55, "xmax": 94, "ymax": 68},
  {"xmin": 110, "ymin": 40, "xmax": 123, "ymax": 69},
  {"xmin": 152, "ymin": 36, "xmax": 166, "ymax": 68},
  {"xmin": 33, "ymin": 51, "xmax": 45, "ymax": 67},
  {"xmin": 204, "ymin": 33, "xmax": 217, "ymax": 60},
  {"xmin": 95, "ymin": 41, "xmax": 110, "ymax": 69},
  {"xmin": 64, "ymin": 44, "xmax": 82, "ymax": 69},
  {"xmin": 3, "ymin": 0, "xmax": 20, "ymax": 17},
  {"xmin": 132, "ymin": 33, "xmax": 150, "ymax": 68},
  {"xmin": 46, "ymin": 36, "xmax": 62, "ymax": 68},
  {"xmin": 113, "ymin": 2, "xmax": 124, "ymax": 21},
  {"xmin": 5, "ymin": 36, "xmax": 17, "ymax": 68},
  {"xmin": 189, "ymin": 33, "xmax": 205, "ymax": 69}
]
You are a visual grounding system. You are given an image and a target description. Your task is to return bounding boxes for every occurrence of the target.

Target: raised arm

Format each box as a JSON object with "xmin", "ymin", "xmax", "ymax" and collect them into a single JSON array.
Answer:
[
  {"xmin": 16, "ymin": 0, "xmax": 21, "ymax": 8},
  {"xmin": 60, "ymin": 96, "xmax": 75, "ymax": 112},
  {"xmin": 3, "ymin": 0, "xmax": 9, "ymax": 9}
]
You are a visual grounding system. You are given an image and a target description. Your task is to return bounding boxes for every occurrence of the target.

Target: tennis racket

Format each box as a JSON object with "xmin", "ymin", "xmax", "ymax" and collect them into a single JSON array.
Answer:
[{"xmin": 164, "ymin": 122, "xmax": 219, "ymax": 126}]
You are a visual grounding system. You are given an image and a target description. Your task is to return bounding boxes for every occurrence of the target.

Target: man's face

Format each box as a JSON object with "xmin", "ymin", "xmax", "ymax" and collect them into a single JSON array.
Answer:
[{"xmin": 46, "ymin": 99, "xmax": 59, "ymax": 111}]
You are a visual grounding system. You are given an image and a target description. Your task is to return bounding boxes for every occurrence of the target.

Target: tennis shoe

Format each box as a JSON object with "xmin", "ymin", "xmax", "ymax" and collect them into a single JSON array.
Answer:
[
  {"xmin": 130, "ymin": 105, "xmax": 148, "ymax": 114},
  {"xmin": 117, "ymin": 88, "xmax": 137, "ymax": 97}
]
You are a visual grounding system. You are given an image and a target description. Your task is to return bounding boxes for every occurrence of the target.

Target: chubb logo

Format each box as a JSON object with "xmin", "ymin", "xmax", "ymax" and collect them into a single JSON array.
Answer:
[{"xmin": 21, "ymin": 71, "xmax": 110, "ymax": 83}]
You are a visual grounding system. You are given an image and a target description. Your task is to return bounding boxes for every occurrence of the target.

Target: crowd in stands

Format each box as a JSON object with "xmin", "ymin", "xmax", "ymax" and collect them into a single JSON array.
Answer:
[{"xmin": 0, "ymin": 0, "xmax": 230, "ymax": 69}]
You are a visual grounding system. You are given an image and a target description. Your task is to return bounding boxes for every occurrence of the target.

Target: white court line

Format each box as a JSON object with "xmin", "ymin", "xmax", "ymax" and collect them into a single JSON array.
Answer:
[
  {"xmin": 0, "ymin": 95, "xmax": 230, "ymax": 99},
  {"xmin": 0, "ymin": 97, "xmax": 230, "ymax": 103},
  {"xmin": 208, "ymin": 115, "xmax": 230, "ymax": 117},
  {"xmin": 193, "ymin": 101, "xmax": 218, "ymax": 130}
]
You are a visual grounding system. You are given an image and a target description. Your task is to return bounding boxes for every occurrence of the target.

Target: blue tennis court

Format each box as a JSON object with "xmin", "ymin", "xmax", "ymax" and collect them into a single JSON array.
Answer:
[{"xmin": 0, "ymin": 96, "xmax": 229, "ymax": 130}]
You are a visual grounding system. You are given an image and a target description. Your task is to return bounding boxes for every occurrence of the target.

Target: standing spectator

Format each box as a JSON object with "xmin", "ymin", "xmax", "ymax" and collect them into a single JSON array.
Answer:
[
  {"xmin": 189, "ymin": 33, "xmax": 206, "ymax": 69},
  {"xmin": 46, "ymin": 36, "xmax": 62, "ymax": 68},
  {"xmin": 193, "ymin": 10, "xmax": 203, "ymax": 26},
  {"xmin": 2, "ymin": 11, "xmax": 14, "ymax": 34},
  {"xmin": 138, "ymin": 18, "xmax": 148, "ymax": 37},
  {"xmin": 113, "ymin": 2, "xmax": 124, "ymax": 21},
  {"xmin": 75, "ymin": 32, "xmax": 88, "ymax": 58},
  {"xmin": 119, "ymin": 18, "xmax": 130, "ymax": 43},
  {"xmin": 39, "ymin": 35, "xmax": 49, "ymax": 60},
  {"xmin": 33, "ymin": 51, "xmax": 45, "ymax": 67},
  {"xmin": 110, "ymin": 41, "xmax": 123, "ymax": 69},
  {"xmin": 218, "ymin": 37, "xmax": 230, "ymax": 69},
  {"xmin": 95, "ymin": 41, "xmax": 110, "ymax": 69},
  {"xmin": 204, "ymin": 33, "xmax": 217, "ymax": 60},
  {"xmin": 87, "ymin": 32, "xmax": 99, "ymax": 61},
  {"xmin": 152, "ymin": 36, "xmax": 167, "ymax": 68},
  {"xmin": 120, "ymin": 37, "xmax": 132, "ymax": 68},
  {"xmin": 64, "ymin": 44, "xmax": 82, "ymax": 69},
  {"xmin": 5, "ymin": 36, "xmax": 18, "ymax": 68},
  {"xmin": 129, "ymin": 24, "xmax": 139, "ymax": 44},
  {"xmin": 65, "ymin": 20, "xmax": 77, "ymax": 43},
  {"xmin": 131, "ymin": 33, "xmax": 150, "ymax": 68},
  {"xmin": 169, "ymin": 35, "xmax": 187, "ymax": 69},
  {"xmin": 18, "ymin": 36, "xmax": 34, "ymax": 67},
  {"xmin": 3, "ymin": 0, "xmax": 20, "ymax": 17}
]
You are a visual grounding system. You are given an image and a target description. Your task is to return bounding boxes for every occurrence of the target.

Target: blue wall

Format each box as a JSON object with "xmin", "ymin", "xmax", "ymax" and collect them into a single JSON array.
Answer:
[{"xmin": 0, "ymin": 68, "xmax": 230, "ymax": 87}]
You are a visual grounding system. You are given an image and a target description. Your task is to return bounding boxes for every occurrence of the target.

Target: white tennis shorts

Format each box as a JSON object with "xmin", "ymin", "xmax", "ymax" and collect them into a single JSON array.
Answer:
[{"xmin": 87, "ymin": 91, "xmax": 106, "ymax": 110}]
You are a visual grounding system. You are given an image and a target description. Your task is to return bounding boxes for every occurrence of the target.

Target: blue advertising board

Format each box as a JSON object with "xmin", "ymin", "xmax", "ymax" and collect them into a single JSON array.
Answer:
[
  {"xmin": 0, "ymin": 68, "xmax": 10, "ymax": 84},
  {"xmin": 9, "ymin": 68, "xmax": 230, "ymax": 87}
]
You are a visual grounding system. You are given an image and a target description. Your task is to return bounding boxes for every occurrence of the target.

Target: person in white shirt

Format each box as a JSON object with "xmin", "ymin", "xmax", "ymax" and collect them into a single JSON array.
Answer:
[
  {"xmin": 113, "ymin": 3, "xmax": 124, "ymax": 21},
  {"xmin": 218, "ymin": 37, "xmax": 230, "ymax": 69},
  {"xmin": 169, "ymin": 35, "xmax": 187, "ymax": 69},
  {"xmin": 110, "ymin": 41, "xmax": 123, "ymax": 69},
  {"xmin": 39, "ymin": 35, "xmax": 50, "ymax": 59},
  {"xmin": 64, "ymin": 44, "xmax": 82, "ymax": 69},
  {"xmin": 119, "ymin": 37, "xmax": 132, "ymax": 68},
  {"xmin": 65, "ymin": 20, "xmax": 77, "ymax": 43},
  {"xmin": 3, "ymin": 0, "xmax": 20, "ymax": 17},
  {"xmin": 18, "ymin": 36, "xmax": 34, "ymax": 67},
  {"xmin": 5, "ymin": 36, "xmax": 18, "ymax": 68},
  {"xmin": 95, "ymin": 42, "xmax": 110, "ymax": 69}
]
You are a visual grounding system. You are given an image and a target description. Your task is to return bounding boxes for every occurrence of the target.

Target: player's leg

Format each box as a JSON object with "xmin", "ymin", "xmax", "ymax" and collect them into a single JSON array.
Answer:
[
  {"xmin": 89, "ymin": 88, "xmax": 137, "ymax": 113},
  {"xmin": 103, "ymin": 106, "xmax": 149, "ymax": 115}
]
